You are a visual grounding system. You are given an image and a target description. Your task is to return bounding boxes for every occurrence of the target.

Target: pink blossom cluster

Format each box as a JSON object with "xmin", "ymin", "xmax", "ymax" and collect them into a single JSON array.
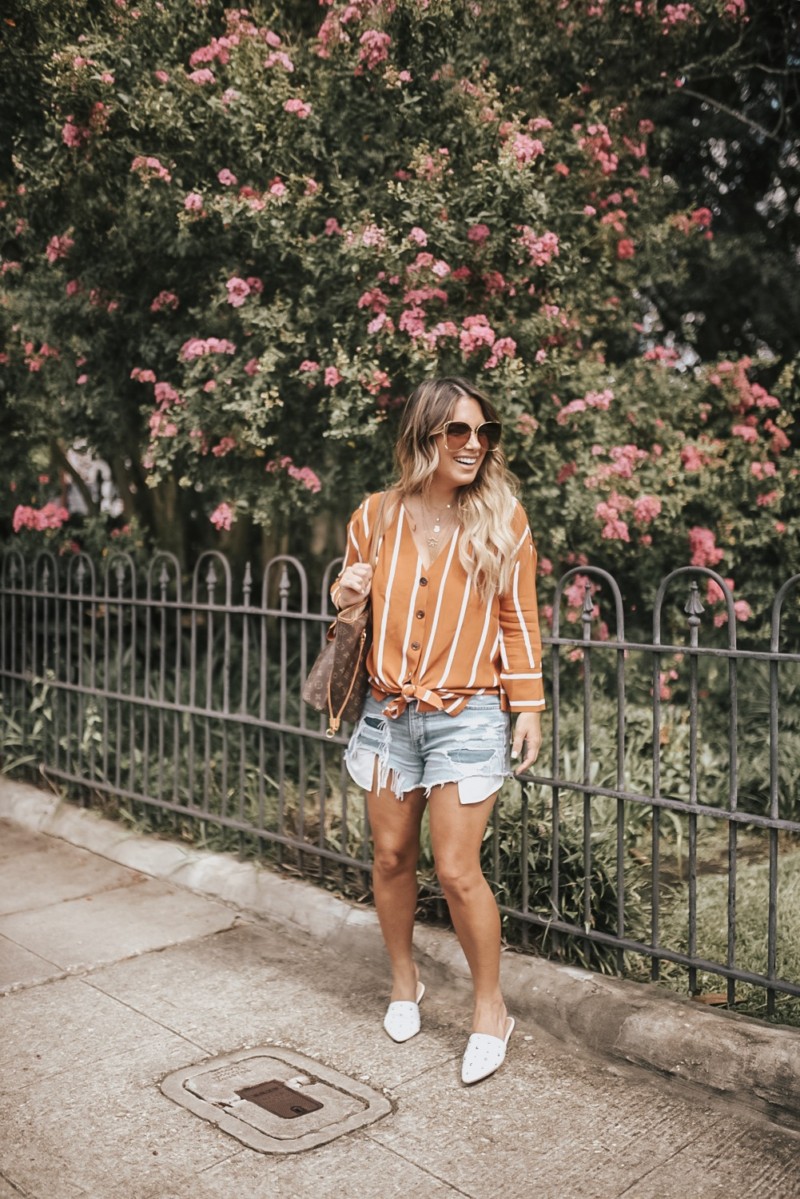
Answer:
[
  {"xmin": 688, "ymin": 527, "xmax": 724, "ymax": 568},
  {"xmin": 661, "ymin": 3, "xmax": 699, "ymax": 27},
  {"xmin": 13, "ymin": 503, "xmax": 70, "ymax": 533},
  {"xmin": 226, "ymin": 275, "xmax": 263, "ymax": 307},
  {"xmin": 556, "ymin": 388, "xmax": 613, "ymax": 426},
  {"xmin": 467, "ymin": 223, "xmax": 490, "ymax": 245},
  {"xmin": 150, "ymin": 290, "xmax": 179, "ymax": 313},
  {"xmin": 484, "ymin": 337, "xmax": 517, "ymax": 370},
  {"xmin": 62, "ymin": 117, "xmax": 90, "ymax": 148},
  {"xmin": 578, "ymin": 122, "xmax": 618, "ymax": 175},
  {"xmin": 408, "ymin": 227, "xmax": 428, "ymax": 246},
  {"xmin": 585, "ymin": 443, "xmax": 648, "ymax": 488},
  {"xmin": 46, "ymin": 234, "xmax": 75, "ymax": 263},
  {"xmin": 211, "ymin": 437, "xmax": 237, "ymax": 457},
  {"xmin": 659, "ymin": 668, "xmax": 679, "ymax": 701},
  {"xmin": 210, "ymin": 502, "xmax": 234, "ymax": 531},
  {"xmin": 672, "ymin": 208, "xmax": 713, "ymax": 238},
  {"xmin": 23, "ymin": 341, "xmax": 60, "ymax": 372},
  {"xmin": 188, "ymin": 68, "xmax": 216, "ymax": 85},
  {"xmin": 595, "ymin": 498, "xmax": 631, "ymax": 542},
  {"xmin": 266, "ymin": 456, "xmax": 322, "ymax": 493},
  {"xmin": 517, "ymin": 226, "xmax": 559, "ymax": 267},
  {"xmin": 155, "ymin": 381, "xmax": 180, "ymax": 407},
  {"xmin": 756, "ymin": 490, "xmax": 778, "ymax": 508},
  {"xmin": 708, "ymin": 358, "xmax": 780, "ymax": 414},
  {"xmin": 189, "ymin": 35, "xmax": 234, "ymax": 68},
  {"xmin": 324, "ymin": 366, "xmax": 342, "ymax": 387},
  {"xmin": 751, "ymin": 460, "xmax": 777, "ymax": 481},
  {"xmin": 284, "ymin": 98, "xmax": 312, "ymax": 118},
  {"xmin": 131, "ymin": 155, "xmax": 172, "ymax": 184},
  {"xmin": 731, "ymin": 423, "xmax": 758, "ymax": 444},
  {"xmin": 507, "ymin": 133, "xmax": 544, "ymax": 167},
  {"xmin": 633, "ymin": 495, "xmax": 661, "ymax": 524},
  {"xmin": 459, "ymin": 314, "xmax": 496, "ymax": 354},
  {"xmin": 362, "ymin": 367, "xmax": 391, "ymax": 396},
  {"xmin": 680, "ymin": 442, "xmax": 715, "ymax": 472},
  {"xmin": 131, "ymin": 366, "xmax": 156, "ymax": 383},
  {"xmin": 643, "ymin": 345, "xmax": 680, "ymax": 366},
  {"xmin": 149, "ymin": 411, "xmax": 178, "ymax": 438},
  {"xmin": 180, "ymin": 337, "xmax": 236, "ymax": 361},
  {"xmin": 357, "ymin": 30, "xmax": 391, "ymax": 73},
  {"xmin": 723, "ymin": 0, "xmax": 747, "ymax": 17},
  {"xmin": 563, "ymin": 573, "xmax": 599, "ymax": 624},
  {"xmin": 265, "ymin": 50, "xmax": 294, "ymax": 70},
  {"xmin": 617, "ymin": 238, "xmax": 635, "ymax": 260}
]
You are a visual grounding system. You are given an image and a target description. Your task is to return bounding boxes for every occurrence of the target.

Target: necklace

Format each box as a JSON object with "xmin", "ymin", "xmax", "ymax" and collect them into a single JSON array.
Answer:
[{"xmin": 421, "ymin": 500, "xmax": 453, "ymax": 550}]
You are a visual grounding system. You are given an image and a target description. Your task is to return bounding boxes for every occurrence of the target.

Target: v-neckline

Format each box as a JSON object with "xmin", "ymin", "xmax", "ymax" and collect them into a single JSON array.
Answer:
[{"xmin": 400, "ymin": 501, "xmax": 459, "ymax": 573}]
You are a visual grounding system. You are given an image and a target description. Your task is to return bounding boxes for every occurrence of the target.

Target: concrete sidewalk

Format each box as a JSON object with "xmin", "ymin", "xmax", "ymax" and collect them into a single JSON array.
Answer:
[{"xmin": 1, "ymin": 785, "xmax": 800, "ymax": 1197}]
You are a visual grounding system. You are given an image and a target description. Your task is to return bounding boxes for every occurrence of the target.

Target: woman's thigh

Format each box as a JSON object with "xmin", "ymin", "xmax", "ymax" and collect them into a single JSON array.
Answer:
[
  {"xmin": 367, "ymin": 778, "xmax": 428, "ymax": 859},
  {"xmin": 427, "ymin": 781, "xmax": 499, "ymax": 876}
]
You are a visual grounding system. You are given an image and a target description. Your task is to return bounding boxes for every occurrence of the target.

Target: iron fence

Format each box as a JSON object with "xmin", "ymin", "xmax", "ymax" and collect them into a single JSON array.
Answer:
[{"xmin": 2, "ymin": 546, "xmax": 800, "ymax": 1019}]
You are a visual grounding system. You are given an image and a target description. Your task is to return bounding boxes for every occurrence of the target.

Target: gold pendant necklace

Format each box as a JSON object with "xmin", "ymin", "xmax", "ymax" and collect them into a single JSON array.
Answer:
[{"xmin": 424, "ymin": 501, "xmax": 452, "ymax": 550}]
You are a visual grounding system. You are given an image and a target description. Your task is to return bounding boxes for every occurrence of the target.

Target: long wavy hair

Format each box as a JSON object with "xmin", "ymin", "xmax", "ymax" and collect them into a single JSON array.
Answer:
[{"xmin": 392, "ymin": 376, "xmax": 519, "ymax": 599}]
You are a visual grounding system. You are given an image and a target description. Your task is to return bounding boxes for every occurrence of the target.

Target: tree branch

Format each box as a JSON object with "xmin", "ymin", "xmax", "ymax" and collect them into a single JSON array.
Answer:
[{"xmin": 678, "ymin": 86, "xmax": 782, "ymax": 142}]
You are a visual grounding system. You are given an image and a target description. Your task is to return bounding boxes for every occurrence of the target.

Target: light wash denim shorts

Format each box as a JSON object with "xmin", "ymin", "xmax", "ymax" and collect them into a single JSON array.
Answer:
[{"xmin": 345, "ymin": 692, "xmax": 511, "ymax": 804}]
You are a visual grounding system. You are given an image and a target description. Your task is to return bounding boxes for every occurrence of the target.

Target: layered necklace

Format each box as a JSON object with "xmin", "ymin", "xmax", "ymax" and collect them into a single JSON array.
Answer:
[{"xmin": 412, "ymin": 498, "xmax": 455, "ymax": 551}]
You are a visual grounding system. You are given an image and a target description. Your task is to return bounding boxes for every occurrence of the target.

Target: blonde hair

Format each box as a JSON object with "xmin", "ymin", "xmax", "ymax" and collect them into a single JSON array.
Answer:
[{"xmin": 392, "ymin": 377, "xmax": 520, "ymax": 599}]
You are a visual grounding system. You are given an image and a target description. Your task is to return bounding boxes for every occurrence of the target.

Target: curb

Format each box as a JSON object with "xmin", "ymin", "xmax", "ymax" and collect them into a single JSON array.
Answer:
[{"xmin": 2, "ymin": 775, "xmax": 799, "ymax": 1124}]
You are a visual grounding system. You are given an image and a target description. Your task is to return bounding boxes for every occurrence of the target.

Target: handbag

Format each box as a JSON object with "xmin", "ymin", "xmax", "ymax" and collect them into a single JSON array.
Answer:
[{"xmin": 302, "ymin": 491, "xmax": 389, "ymax": 737}]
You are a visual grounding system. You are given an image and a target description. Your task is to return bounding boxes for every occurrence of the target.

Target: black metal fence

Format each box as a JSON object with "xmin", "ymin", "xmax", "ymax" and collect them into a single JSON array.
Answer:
[{"xmin": 2, "ymin": 547, "xmax": 800, "ymax": 1019}]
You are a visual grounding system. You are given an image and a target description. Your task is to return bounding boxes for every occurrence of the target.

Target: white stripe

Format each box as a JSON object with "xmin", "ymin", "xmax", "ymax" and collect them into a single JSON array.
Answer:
[
  {"xmin": 509, "ymin": 699, "xmax": 545, "ymax": 708},
  {"xmin": 467, "ymin": 600, "xmax": 494, "ymax": 688},
  {"xmin": 398, "ymin": 567, "xmax": 421, "ymax": 684},
  {"xmin": 374, "ymin": 507, "xmax": 404, "ymax": 687},
  {"xmin": 498, "ymin": 628, "xmax": 509, "ymax": 671},
  {"xmin": 348, "ymin": 523, "xmax": 361, "ymax": 560},
  {"xmin": 361, "ymin": 500, "xmax": 371, "ymax": 541},
  {"xmin": 512, "ymin": 560, "xmax": 536, "ymax": 668},
  {"xmin": 501, "ymin": 672, "xmax": 543, "ymax": 680},
  {"xmin": 434, "ymin": 575, "xmax": 472, "ymax": 688},
  {"xmin": 419, "ymin": 529, "xmax": 459, "ymax": 676}
]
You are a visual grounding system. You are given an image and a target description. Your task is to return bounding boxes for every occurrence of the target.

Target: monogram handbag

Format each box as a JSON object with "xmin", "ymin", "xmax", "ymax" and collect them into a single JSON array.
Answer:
[{"xmin": 302, "ymin": 492, "xmax": 389, "ymax": 737}]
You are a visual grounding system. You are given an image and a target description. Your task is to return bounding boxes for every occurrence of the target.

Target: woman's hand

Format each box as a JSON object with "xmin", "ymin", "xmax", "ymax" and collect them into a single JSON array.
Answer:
[
  {"xmin": 511, "ymin": 712, "xmax": 542, "ymax": 775},
  {"xmin": 336, "ymin": 563, "xmax": 373, "ymax": 609}
]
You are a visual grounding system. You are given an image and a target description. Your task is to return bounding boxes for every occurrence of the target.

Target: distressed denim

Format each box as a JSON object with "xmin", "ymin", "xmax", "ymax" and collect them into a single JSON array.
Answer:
[{"xmin": 345, "ymin": 692, "xmax": 511, "ymax": 804}]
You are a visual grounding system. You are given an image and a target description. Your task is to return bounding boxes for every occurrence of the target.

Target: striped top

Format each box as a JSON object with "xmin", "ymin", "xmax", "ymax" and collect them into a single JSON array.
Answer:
[{"xmin": 332, "ymin": 492, "xmax": 545, "ymax": 717}]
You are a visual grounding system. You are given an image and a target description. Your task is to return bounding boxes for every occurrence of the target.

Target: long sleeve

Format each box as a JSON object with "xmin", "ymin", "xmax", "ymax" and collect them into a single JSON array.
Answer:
[{"xmin": 497, "ymin": 503, "xmax": 546, "ymax": 711}]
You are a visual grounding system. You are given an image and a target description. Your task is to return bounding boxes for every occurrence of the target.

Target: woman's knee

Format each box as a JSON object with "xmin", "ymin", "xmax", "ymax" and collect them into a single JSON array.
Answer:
[
  {"xmin": 435, "ymin": 858, "xmax": 486, "ymax": 902},
  {"xmin": 373, "ymin": 841, "xmax": 419, "ymax": 879}
]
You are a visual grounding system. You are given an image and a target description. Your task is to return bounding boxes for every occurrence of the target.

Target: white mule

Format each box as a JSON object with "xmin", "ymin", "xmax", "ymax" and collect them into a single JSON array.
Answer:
[
  {"xmin": 461, "ymin": 1016, "xmax": 515, "ymax": 1084},
  {"xmin": 383, "ymin": 981, "xmax": 425, "ymax": 1043}
]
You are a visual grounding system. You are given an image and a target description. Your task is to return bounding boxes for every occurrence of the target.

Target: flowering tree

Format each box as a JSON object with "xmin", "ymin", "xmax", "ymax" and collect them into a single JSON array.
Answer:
[{"xmin": 1, "ymin": 0, "xmax": 797, "ymax": 628}]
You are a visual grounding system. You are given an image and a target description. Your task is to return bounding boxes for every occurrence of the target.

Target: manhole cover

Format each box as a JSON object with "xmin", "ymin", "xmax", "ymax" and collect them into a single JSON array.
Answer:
[{"xmin": 160, "ymin": 1047, "xmax": 392, "ymax": 1154}]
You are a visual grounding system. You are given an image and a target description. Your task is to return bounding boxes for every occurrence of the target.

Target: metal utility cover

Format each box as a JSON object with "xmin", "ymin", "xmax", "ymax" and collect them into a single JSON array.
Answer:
[{"xmin": 160, "ymin": 1046, "xmax": 392, "ymax": 1154}]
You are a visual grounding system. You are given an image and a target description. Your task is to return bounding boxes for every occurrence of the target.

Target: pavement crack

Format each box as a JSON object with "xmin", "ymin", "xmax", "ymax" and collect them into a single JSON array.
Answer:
[{"xmin": 362, "ymin": 1135, "xmax": 475, "ymax": 1196}]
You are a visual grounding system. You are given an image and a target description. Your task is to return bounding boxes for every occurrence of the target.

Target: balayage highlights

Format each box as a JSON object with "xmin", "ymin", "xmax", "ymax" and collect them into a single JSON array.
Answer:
[{"xmin": 393, "ymin": 377, "xmax": 520, "ymax": 599}]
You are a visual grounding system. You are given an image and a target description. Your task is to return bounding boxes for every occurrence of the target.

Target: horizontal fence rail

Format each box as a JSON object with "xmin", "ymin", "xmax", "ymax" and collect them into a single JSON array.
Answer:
[{"xmin": 2, "ymin": 547, "xmax": 800, "ymax": 1019}]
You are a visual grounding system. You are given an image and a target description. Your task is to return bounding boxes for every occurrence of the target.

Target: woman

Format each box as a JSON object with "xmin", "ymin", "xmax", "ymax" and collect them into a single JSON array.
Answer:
[{"xmin": 331, "ymin": 376, "xmax": 545, "ymax": 1085}]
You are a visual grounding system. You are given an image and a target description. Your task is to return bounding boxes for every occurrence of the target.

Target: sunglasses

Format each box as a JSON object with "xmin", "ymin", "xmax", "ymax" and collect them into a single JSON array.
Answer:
[{"xmin": 432, "ymin": 421, "xmax": 502, "ymax": 451}]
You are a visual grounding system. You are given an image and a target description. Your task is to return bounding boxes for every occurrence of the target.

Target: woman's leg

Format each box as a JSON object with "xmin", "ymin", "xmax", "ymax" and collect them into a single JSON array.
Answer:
[
  {"xmin": 367, "ymin": 776, "xmax": 428, "ymax": 1002},
  {"xmin": 428, "ymin": 783, "xmax": 507, "ymax": 1038}
]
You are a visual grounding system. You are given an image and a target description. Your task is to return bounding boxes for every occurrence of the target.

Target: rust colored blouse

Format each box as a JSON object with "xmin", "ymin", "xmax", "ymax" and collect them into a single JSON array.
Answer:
[{"xmin": 332, "ymin": 492, "xmax": 545, "ymax": 717}]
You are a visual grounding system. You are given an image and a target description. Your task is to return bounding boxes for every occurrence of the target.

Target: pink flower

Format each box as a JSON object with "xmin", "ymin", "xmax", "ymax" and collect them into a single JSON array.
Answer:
[
  {"xmin": 212, "ymin": 437, "xmax": 237, "ymax": 457},
  {"xmin": 484, "ymin": 337, "xmax": 517, "ymax": 369},
  {"xmin": 538, "ymin": 557, "xmax": 553, "ymax": 576},
  {"xmin": 517, "ymin": 226, "xmax": 559, "ymax": 267},
  {"xmin": 431, "ymin": 259, "xmax": 450, "ymax": 278},
  {"xmin": 13, "ymin": 503, "xmax": 70, "ymax": 533},
  {"xmin": 756, "ymin": 490, "xmax": 778, "ymax": 507},
  {"xmin": 554, "ymin": 162, "xmax": 570, "ymax": 176},
  {"xmin": 226, "ymin": 276, "xmax": 251, "ymax": 307},
  {"xmin": 180, "ymin": 337, "xmax": 236, "ymax": 361},
  {"xmin": 509, "ymin": 133, "xmax": 544, "ymax": 167},
  {"xmin": 357, "ymin": 29, "xmax": 391, "ymax": 72},
  {"xmin": 62, "ymin": 118, "xmax": 89, "ymax": 148},
  {"xmin": 154, "ymin": 70, "xmax": 170, "ymax": 84},
  {"xmin": 324, "ymin": 218, "xmax": 342, "ymax": 236},
  {"xmin": 76, "ymin": 373, "xmax": 88, "ymax": 385},
  {"xmin": 46, "ymin": 234, "xmax": 75, "ymax": 264},
  {"xmin": 217, "ymin": 169, "xmax": 238, "ymax": 187},
  {"xmin": 324, "ymin": 366, "xmax": 342, "ymax": 387},
  {"xmin": 150, "ymin": 290, "xmax": 179, "ymax": 312},
  {"xmin": 131, "ymin": 155, "xmax": 172, "ymax": 183},
  {"xmin": 210, "ymin": 502, "xmax": 234, "ymax": 531},
  {"xmin": 154, "ymin": 381, "xmax": 180, "ymax": 407},
  {"xmin": 408, "ymin": 226, "xmax": 428, "ymax": 246},
  {"xmin": 131, "ymin": 367, "xmax": 157, "ymax": 383},
  {"xmin": 188, "ymin": 68, "xmax": 216, "ymax": 85},
  {"xmin": 688, "ymin": 527, "xmax": 723, "ymax": 568},
  {"xmin": 731, "ymin": 423, "xmax": 758, "ymax": 443},
  {"xmin": 467, "ymin": 223, "xmax": 490, "ymax": 244},
  {"xmin": 459, "ymin": 314, "xmax": 496, "ymax": 354},
  {"xmin": 299, "ymin": 360, "xmax": 320, "ymax": 372},
  {"xmin": 617, "ymin": 239, "xmax": 635, "ymax": 260},
  {"xmin": 284, "ymin": 98, "xmax": 312, "ymax": 118},
  {"xmin": 633, "ymin": 495, "xmax": 662, "ymax": 524},
  {"xmin": 184, "ymin": 192, "xmax": 204, "ymax": 211},
  {"xmin": 264, "ymin": 51, "xmax": 294, "ymax": 71},
  {"xmin": 244, "ymin": 357, "xmax": 260, "ymax": 376}
]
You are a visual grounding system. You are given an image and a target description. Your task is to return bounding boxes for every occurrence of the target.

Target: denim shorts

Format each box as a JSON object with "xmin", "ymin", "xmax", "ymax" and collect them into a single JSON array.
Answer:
[{"xmin": 345, "ymin": 692, "xmax": 511, "ymax": 805}]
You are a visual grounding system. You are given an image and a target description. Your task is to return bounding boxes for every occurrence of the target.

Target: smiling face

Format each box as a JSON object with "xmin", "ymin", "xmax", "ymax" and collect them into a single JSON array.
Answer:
[{"xmin": 431, "ymin": 395, "xmax": 488, "ymax": 493}]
